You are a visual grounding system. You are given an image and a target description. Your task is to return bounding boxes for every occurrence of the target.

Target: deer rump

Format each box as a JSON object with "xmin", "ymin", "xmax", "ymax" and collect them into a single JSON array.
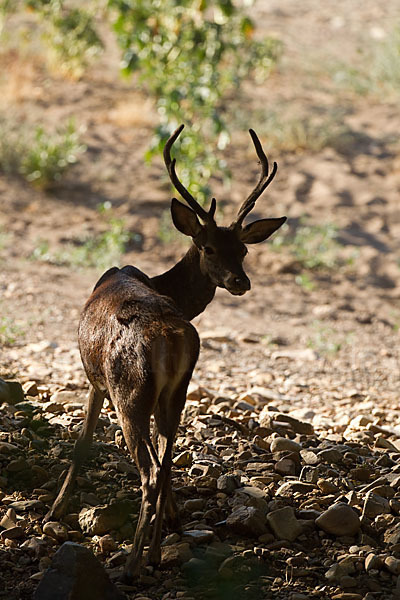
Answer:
[{"xmin": 79, "ymin": 266, "xmax": 199, "ymax": 403}]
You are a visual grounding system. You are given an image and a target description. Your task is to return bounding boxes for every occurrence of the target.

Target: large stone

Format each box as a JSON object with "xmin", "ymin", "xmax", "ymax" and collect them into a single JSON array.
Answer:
[
  {"xmin": 226, "ymin": 506, "xmax": 267, "ymax": 537},
  {"xmin": 266, "ymin": 506, "xmax": 303, "ymax": 541},
  {"xmin": 0, "ymin": 379, "xmax": 24, "ymax": 405},
  {"xmin": 362, "ymin": 492, "xmax": 391, "ymax": 519},
  {"xmin": 34, "ymin": 542, "xmax": 125, "ymax": 600},
  {"xmin": 384, "ymin": 522, "xmax": 400, "ymax": 546},
  {"xmin": 78, "ymin": 502, "xmax": 132, "ymax": 536},
  {"xmin": 316, "ymin": 503, "xmax": 360, "ymax": 536}
]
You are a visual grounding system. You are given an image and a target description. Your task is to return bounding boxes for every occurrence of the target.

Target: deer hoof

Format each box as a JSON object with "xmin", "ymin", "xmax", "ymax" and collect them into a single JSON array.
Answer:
[
  {"xmin": 119, "ymin": 570, "xmax": 137, "ymax": 585},
  {"xmin": 148, "ymin": 547, "xmax": 161, "ymax": 567}
]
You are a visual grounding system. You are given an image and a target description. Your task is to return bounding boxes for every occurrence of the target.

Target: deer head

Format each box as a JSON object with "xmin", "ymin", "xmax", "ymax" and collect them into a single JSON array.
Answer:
[{"xmin": 164, "ymin": 125, "xmax": 286, "ymax": 296}]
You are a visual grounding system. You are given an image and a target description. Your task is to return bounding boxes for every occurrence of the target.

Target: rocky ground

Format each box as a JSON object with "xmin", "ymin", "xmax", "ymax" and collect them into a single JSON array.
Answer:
[{"xmin": 1, "ymin": 1, "xmax": 400, "ymax": 599}]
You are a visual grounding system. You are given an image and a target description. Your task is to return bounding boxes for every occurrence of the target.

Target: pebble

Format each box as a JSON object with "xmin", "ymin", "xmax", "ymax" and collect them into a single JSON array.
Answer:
[
  {"xmin": 362, "ymin": 491, "xmax": 391, "ymax": 518},
  {"xmin": 173, "ymin": 451, "xmax": 192, "ymax": 467},
  {"xmin": 384, "ymin": 555, "xmax": 400, "ymax": 575},
  {"xmin": 331, "ymin": 594, "xmax": 363, "ymax": 600},
  {"xmin": 97, "ymin": 534, "xmax": 117, "ymax": 554},
  {"xmin": 384, "ymin": 522, "xmax": 400, "ymax": 545},
  {"xmin": 365, "ymin": 553, "xmax": 383, "ymax": 571},
  {"xmin": 184, "ymin": 498, "xmax": 204, "ymax": 511},
  {"xmin": 161, "ymin": 542, "xmax": 192, "ymax": 567},
  {"xmin": 317, "ymin": 448, "xmax": 342, "ymax": 464},
  {"xmin": 0, "ymin": 526, "xmax": 25, "ymax": 540},
  {"xmin": 43, "ymin": 521, "xmax": 69, "ymax": 542},
  {"xmin": 226, "ymin": 506, "xmax": 267, "ymax": 537},
  {"xmin": 78, "ymin": 502, "xmax": 132, "ymax": 535},
  {"xmin": 0, "ymin": 441, "xmax": 19, "ymax": 454},
  {"xmin": 217, "ymin": 474, "xmax": 241, "ymax": 494},
  {"xmin": 22, "ymin": 381, "xmax": 39, "ymax": 396},
  {"xmin": 300, "ymin": 449, "xmax": 319, "ymax": 465},
  {"xmin": 270, "ymin": 437, "xmax": 302, "ymax": 453},
  {"xmin": 317, "ymin": 479, "xmax": 340, "ymax": 494},
  {"xmin": 182, "ymin": 529, "xmax": 214, "ymax": 544},
  {"xmin": 274, "ymin": 457, "xmax": 296, "ymax": 475},
  {"xmin": 300, "ymin": 466, "xmax": 320, "ymax": 483},
  {"xmin": 275, "ymin": 481, "xmax": 316, "ymax": 496},
  {"xmin": 6, "ymin": 457, "xmax": 30, "ymax": 472},
  {"xmin": 267, "ymin": 506, "xmax": 303, "ymax": 541},
  {"xmin": 161, "ymin": 533, "xmax": 181, "ymax": 546},
  {"xmin": 8, "ymin": 500, "xmax": 43, "ymax": 512}
]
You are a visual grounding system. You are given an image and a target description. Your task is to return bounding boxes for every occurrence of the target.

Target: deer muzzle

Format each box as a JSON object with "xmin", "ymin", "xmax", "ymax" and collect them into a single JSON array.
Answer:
[{"xmin": 224, "ymin": 273, "xmax": 251, "ymax": 295}]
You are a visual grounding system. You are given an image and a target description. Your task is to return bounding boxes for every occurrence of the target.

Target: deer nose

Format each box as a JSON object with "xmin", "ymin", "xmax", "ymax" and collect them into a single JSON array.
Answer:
[{"xmin": 225, "ymin": 273, "xmax": 251, "ymax": 294}]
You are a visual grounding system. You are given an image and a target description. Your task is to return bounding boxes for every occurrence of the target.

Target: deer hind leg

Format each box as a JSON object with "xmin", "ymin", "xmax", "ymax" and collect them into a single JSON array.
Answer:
[
  {"xmin": 148, "ymin": 370, "xmax": 196, "ymax": 565},
  {"xmin": 116, "ymin": 385, "xmax": 162, "ymax": 582},
  {"xmin": 44, "ymin": 385, "xmax": 105, "ymax": 522}
]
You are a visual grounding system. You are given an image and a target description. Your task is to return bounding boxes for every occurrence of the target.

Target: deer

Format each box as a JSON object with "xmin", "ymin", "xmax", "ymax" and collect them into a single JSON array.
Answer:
[{"xmin": 44, "ymin": 124, "xmax": 286, "ymax": 583}]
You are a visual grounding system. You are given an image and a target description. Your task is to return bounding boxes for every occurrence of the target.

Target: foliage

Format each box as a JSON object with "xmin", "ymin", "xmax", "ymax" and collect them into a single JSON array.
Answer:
[
  {"xmin": 307, "ymin": 321, "xmax": 346, "ymax": 356},
  {"xmin": 0, "ymin": 118, "xmax": 86, "ymax": 188},
  {"xmin": 21, "ymin": 120, "xmax": 86, "ymax": 187},
  {"xmin": 109, "ymin": 0, "xmax": 282, "ymax": 203},
  {"xmin": 1, "ymin": 0, "xmax": 104, "ymax": 77},
  {"xmin": 0, "ymin": 316, "xmax": 24, "ymax": 345},
  {"xmin": 31, "ymin": 208, "xmax": 133, "ymax": 269},
  {"xmin": 1, "ymin": 1, "xmax": 281, "ymax": 202}
]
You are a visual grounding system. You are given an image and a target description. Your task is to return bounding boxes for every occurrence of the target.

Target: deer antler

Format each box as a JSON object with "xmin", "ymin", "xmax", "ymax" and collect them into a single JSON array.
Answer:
[
  {"xmin": 231, "ymin": 129, "xmax": 277, "ymax": 230},
  {"xmin": 163, "ymin": 125, "xmax": 215, "ymax": 224}
]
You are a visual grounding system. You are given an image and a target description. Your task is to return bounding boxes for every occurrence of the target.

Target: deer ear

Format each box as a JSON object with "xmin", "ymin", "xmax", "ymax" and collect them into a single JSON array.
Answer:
[
  {"xmin": 240, "ymin": 217, "xmax": 287, "ymax": 244},
  {"xmin": 171, "ymin": 198, "xmax": 202, "ymax": 238}
]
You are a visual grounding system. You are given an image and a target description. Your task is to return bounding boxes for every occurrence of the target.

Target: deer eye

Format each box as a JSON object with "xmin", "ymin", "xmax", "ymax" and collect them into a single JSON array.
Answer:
[{"xmin": 204, "ymin": 246, "xmax": 215, "ymax": 255}]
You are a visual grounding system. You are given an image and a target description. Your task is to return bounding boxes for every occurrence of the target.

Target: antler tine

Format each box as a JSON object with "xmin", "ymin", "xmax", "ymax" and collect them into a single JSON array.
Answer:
[
  {"xmin": 163, "ymin": 124, "xmax": 212, "ymax": 223},
  {"xmin": 232, "ymin": 129, "xmax": 278, "ymax": 229}
]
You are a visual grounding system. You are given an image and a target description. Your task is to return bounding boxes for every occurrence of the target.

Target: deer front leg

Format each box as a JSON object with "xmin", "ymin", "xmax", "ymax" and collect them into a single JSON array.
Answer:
[{"xmin": 44, "ymin": 386, "xmax": 105, "ymax": 522}]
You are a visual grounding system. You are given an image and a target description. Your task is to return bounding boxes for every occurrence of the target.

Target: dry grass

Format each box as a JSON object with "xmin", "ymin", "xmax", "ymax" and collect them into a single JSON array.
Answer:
[
  {"xmin": 105, "ymin": 95, "xmax": 156, "ymax": 128},
  {"xmin": 0, "ymin": 50, "xmax": 44, "ymax": 107}
]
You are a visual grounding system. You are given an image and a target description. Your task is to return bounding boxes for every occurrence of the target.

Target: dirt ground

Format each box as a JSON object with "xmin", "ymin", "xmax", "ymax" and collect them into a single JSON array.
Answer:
[{"xmin": 2, "ymin": 1, "xmax": 400, "ymax": 599}]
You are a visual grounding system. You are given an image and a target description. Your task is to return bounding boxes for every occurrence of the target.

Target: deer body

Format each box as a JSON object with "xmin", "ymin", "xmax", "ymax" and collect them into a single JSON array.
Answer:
[{"xmin": 45, "ymin": 125, "xmax": 286, "ymax": 582}]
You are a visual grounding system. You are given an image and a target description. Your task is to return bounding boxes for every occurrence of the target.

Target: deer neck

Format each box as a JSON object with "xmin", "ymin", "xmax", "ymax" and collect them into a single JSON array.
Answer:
[{"xmin": 151, "ymin": 244, "xmax": 216, "ymax": 321}]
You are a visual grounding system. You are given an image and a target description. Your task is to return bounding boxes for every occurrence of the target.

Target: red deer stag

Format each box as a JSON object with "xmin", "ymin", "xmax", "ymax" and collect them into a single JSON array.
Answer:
[{"xmin": 44, "ymin": 125, "xmax": 286, "ymax": 582}]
